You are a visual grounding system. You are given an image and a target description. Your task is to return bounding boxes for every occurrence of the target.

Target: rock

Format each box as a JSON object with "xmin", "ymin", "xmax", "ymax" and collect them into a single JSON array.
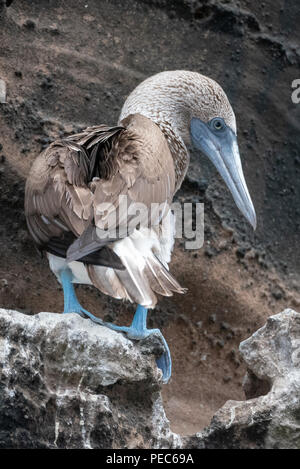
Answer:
[
  {"xmin": 204, "ymin": 246, "xmax": 216, "ymax": 258},
  {"xmin": 23, "ymin": 19, "xmax": 36, "ymax": 30},
  {"xmin": 208, "ymin": 313, "xmax": 217, "ymax": 324},
  {"xmin": 1, "ymin": 308, "xmax": 300, "ymax": 449},
  {"xmin": 239, "ymin": 309, "xmax": 300, "ymax": 384},
  {"xmin": 271, "ymin": 286, "xmax": 284, "ymax": 301},
  {"xmin": 0, "ymin": 309, "xmax": 181, "ymax": 449},
  {"xmin": 184, "ymin": 309, "xmax": 300, "ymax": 449}
]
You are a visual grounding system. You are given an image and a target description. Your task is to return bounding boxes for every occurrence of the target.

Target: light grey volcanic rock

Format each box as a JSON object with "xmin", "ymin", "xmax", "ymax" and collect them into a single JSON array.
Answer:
[
  {"xmin": 184, "ymin": 309, "xmax": 300, "ymax": 449},
  {"xmin": 1, "ymin": 308, "xmax": 300, "ymax": 449},
  {"xmin": 0, "ymin": 309, "xmax": 181, "ymax": 449}
]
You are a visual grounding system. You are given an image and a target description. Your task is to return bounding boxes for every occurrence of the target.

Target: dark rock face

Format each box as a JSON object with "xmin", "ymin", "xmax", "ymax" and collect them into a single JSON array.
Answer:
[
  {"xmin": 0, "ymin": 310, "xmax": 181, "ymax": 448},
  {"xmin": 1, "ymin": 0, "xmax": 300, "ymax": 277},
  {"xmin": 0, "ymin": 308, "xmax": 300, "ymax": 448}
]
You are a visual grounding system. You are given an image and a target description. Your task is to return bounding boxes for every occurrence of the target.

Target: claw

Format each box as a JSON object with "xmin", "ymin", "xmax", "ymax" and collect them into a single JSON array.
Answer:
[{"xmin": 151, "ymin": 329, "xmax": 172, "ymax": 383}]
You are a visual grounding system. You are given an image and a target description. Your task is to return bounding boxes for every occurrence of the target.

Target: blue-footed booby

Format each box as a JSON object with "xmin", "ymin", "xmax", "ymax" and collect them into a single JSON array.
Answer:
[{"xmin": 25, "ymin": 70, "xmax": 256, "ymax": 383}]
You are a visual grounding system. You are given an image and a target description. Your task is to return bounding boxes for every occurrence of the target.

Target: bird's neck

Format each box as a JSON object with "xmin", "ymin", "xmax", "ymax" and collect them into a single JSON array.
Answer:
[
  {"xmin": 119, "ymin": 86, "xmax": 191, "ymax": 191},
  {"xmin": 154, "ymin": 118, "xmax": 190, "ymax": 191}
]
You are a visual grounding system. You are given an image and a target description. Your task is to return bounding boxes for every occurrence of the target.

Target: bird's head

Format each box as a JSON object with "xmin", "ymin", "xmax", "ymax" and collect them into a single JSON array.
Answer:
[
  {"xmin": 188, "ymin": 84, "xmax": 256, "ymax": 230},
  {"xmin": 120, "ymin": 70, "xmax": 256, "ymax": 230}
]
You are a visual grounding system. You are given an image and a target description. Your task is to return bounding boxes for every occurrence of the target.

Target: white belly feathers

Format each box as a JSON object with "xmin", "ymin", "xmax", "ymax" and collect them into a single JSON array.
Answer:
[{"xmin": 47, "ymin": 210, "xmax": 184, "ymax": 308}]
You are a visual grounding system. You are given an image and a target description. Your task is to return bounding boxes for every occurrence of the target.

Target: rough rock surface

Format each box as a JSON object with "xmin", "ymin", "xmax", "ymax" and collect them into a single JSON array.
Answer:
[
  {"xmin": 1, "ymin": 308, "xmax": 300, "ymax": 449},
  {"xmin": 185, "ymin": 309, "xmax": 300, "ymax": 449},
  {"xmin": 0, "ymin": 309, "xmax": 181, "ymax": 449}
]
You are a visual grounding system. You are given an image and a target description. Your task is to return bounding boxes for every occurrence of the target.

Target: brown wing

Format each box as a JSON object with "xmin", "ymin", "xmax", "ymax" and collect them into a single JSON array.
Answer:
[
  {"xmin": 65, "ymin": 113, "xmax": 176, "ymax": 262},
  {"xmin": 25, "ymin": 114, "xmax": 176, "ymax": 268},
  {"xmin": 25, "ymin": 124, "xmax": 125, "ymax": 268}
]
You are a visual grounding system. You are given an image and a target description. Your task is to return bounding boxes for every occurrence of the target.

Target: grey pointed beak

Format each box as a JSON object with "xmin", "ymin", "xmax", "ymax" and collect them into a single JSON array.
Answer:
[{"xmin": 190, "ymin": 118, "xmax": 256, "ymax": 230}]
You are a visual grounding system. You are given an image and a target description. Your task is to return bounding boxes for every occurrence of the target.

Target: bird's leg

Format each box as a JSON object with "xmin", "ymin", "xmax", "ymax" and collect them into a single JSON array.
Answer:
[
  {"xmin": 59, "ymin": 268, "xmax": 103, "ymax": 325},
  {"xmin": 104, "ymin": 305, "xmax": 172, "ymax": 383},
  {"xmin": 59, "ymin": 272, "xmax": 171, "ymax": 382}
]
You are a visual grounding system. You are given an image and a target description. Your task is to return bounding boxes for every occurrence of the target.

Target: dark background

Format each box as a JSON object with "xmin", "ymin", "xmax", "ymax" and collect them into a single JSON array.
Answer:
[{"xmin": 0, "ymin": 0, "xmax": 299, "ymax": 434}]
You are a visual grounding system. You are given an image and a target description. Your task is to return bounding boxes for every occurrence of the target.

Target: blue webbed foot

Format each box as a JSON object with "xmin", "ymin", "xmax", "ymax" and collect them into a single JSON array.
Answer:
[
  {"xmin": 104, "ymin": 305, "xmax": 172, "ymax": 383},
  {"xmin": 59, "ymin": 269, "xmax": 171, "ymax": 382}
]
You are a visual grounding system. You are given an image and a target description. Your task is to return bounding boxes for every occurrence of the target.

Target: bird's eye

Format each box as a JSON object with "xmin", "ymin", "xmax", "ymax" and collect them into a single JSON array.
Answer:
[
  {"xmin": 214, "ymin": 120, "xmax": 222, "ymax": 130},
  {"xmin": 210, "ymin": 118, "xmax": 225, "ymax": 131}
]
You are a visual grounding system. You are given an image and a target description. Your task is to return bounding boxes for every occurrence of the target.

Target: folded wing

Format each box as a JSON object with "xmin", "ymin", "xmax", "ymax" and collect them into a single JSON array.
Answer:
[{"xmin": 25, "ymin": 113, "xmax": 185, "ymax": 306}]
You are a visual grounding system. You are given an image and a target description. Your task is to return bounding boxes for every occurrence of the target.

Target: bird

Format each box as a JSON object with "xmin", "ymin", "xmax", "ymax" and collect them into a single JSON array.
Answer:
[{"xmin": 25, "ymin": 70, "xmax": 256, "ymax": 383}]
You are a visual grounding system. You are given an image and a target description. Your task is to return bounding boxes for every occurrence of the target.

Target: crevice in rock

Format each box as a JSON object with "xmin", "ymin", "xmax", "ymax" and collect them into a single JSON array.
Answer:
[{"xmin": 242, "ymin": 369, "xmax": 272, "ymax": 400}]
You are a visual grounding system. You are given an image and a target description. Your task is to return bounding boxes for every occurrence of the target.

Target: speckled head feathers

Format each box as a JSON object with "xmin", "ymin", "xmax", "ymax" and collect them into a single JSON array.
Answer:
[
  {"xmin": 119, "ymin": 71, "xmax": 236, "ymax": 188},
  {"xmin": 120, "ymin": 70, "xmax": 236, "ymax": 143}
]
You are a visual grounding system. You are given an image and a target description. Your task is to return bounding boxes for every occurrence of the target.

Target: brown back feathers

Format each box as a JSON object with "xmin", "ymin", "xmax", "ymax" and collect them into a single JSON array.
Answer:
[{"xmin": 25, "ymin": 114, "xmax": 175, "ymax": 267}]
